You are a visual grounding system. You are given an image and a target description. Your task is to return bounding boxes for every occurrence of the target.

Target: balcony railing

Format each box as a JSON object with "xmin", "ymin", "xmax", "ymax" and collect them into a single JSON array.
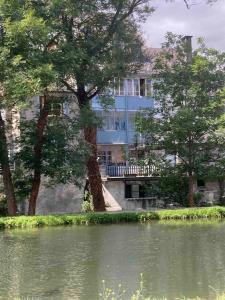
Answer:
[{"xmin": 100, "ymin": 164, "xmax": 159, "ymax": 177}]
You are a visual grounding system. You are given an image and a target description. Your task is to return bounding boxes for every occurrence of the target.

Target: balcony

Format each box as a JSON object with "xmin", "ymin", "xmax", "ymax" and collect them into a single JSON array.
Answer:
[
  {"xmin": 97, "ymin": 130, "xmax": 139, "ymax": 145},
  {"xmin": 100, "ymin": 164, "xmax": 159, "ymax": 178},
  {"xmin": 92, "ymin": 95, "xmax": 154, "ymax": 111}
]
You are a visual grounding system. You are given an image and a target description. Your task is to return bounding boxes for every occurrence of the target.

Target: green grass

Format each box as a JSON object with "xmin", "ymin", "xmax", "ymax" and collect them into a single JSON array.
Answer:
[{"xmin": 1, "ymin": 207, "xmax": 225, "ymax": 230}]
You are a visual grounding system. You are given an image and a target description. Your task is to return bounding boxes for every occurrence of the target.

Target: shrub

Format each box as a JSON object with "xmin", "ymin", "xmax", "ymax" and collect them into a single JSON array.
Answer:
[
  {"xmin": 0, "ymin": 207, "xmax": 225, "ymax": 230},
  {"xmin": 82, "ymin": 191, "xmax": 94, "ymax": 212}
]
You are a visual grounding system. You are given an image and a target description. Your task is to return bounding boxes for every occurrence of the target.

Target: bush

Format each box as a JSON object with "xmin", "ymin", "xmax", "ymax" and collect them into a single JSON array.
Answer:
[
  {"xmin": 0, "ymin": 193, "xmax": 7, "ymax": 216},
  {"xmin": 82, "ymin": 191, "xmax": 94, "ymax": 212},
  {"xmin": 157, "ymin": 174, "xmax": 189, "ymax": 206}
]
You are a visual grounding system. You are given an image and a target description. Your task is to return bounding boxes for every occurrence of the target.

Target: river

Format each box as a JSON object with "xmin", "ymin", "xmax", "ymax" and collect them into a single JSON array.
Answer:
[{"xmin": 0, "ymin": 221, "xmax": 225, "ymax": 299}]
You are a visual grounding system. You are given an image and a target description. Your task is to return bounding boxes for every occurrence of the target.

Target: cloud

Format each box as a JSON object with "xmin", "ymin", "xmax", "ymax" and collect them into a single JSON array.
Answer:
[{"xmin": 141, "ymin": 0, "xmax": 225, "ymax": 51}]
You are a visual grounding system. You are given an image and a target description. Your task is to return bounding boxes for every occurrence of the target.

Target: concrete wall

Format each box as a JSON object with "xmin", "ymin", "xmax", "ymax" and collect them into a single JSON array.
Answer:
[
  {"xmin": 102, "ymin": 178, "xmax": 223, "ymax": 211},
  {"xmin": 103, "ymin": 180, "xmax": 126, "ymax": 209},
  {"xmin": 102, "ymin": 179, "xmax": 162, "ymax": 211},
  {"xmin": 36, "ymin": 182, "xmax": 84, "ymax": 215},
  {"xmin": 196, "ymin": 180, "xmax": 220, "ymax": 205}
]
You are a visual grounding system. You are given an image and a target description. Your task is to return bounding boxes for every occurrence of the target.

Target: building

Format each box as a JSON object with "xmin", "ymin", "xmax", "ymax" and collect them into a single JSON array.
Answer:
[
  {"xmin": 1, "ymin": 45, "xmax": 221, "ymax": 214},
  {"xmin": 93, "ymin": 76, "xmax": 154, "ymax": 172},
  {"xmin": 91, "ymin": 69, "xmax": 163, "ymax": 210}
]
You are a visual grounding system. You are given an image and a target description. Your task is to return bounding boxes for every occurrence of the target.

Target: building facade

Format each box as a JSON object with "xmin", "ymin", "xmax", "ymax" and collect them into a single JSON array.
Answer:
[{"xmin": 92, "ymin": 76, "xmax": 154, "ymax": 176}]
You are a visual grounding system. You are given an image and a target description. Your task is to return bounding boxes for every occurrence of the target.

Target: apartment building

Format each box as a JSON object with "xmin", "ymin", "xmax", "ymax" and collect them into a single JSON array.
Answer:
[{"xmin": 92, "ymin": 75, "xmax": 154, "ymax": 176}]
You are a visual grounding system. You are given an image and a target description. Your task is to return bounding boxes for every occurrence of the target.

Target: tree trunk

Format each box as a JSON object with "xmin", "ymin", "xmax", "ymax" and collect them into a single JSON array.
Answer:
[
  {"xmin": 84, "ymin": 127, "xmax": 106, "ymax": 211},
  {"xmin": 0, "ymin": 111, "xmax": 17, "ymax": 216},
  {"xmin": 28, "ymin": 95, "xmax": 49, "ymax": 215},
  {"xmin": 188, "ymin": 173, "xmax": 195, "ymax": 207},
  {"xmin": 77, "ymin": 86, "xmax": 105, "ymax": 211}
]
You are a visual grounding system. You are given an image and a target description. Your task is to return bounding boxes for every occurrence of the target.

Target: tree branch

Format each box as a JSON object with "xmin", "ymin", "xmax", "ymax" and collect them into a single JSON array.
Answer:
[
  {"xmin": 184, "ymin": 0, "xmax": 190, "ymax": 8},
  {"xmin": 87, "ymin": 88, "xmax": 100, "ymax": 100},
  {"xmin": 61, "ymin": 79, "xmax": 78, "ymax": 96}
]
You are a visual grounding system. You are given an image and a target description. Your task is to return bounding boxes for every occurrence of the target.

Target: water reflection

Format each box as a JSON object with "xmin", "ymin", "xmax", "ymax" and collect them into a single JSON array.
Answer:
[{"xmin": 0, "ymin": 222, "xmax": 225, "ymax": 299}]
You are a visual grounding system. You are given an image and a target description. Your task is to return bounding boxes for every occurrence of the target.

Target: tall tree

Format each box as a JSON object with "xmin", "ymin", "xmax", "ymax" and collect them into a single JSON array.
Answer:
[
  {"xmin": 0, "ymin": 0, "xmax": 58, "ymax": 214},
  {"xmin": 0, "ymin": 10, "xmax": 47, "ymax": 215},
  {"xmin": 29, "ymin": 0, "xmax": 154, "ymax": 211},
  {"xmin": 136, "ymin": 33, "xmax": 225, "ymax": 207}
]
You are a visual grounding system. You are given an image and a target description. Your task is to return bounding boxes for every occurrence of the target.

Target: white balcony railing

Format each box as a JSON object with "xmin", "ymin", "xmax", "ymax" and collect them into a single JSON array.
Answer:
[{"xmin": 102, "ymin": 164, "xmax": 158, "ymax": 177}]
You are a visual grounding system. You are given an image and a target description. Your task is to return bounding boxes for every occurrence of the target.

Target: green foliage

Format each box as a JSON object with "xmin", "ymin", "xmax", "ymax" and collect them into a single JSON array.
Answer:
[
  {"xmin": 25, "ymin": 0, "xmax": 155, "ymax": 111},
  {"xmin": 0, "ymin": 1, "xmax": 57, "ymax": 109},
  {"xmin": 0, "ymin": 191, "xmax": 7, "ymax": 216},
  {"xmin": 12, "ymin": 99, "xmax": 89, "ymax": 197},
  {"xmin": 0, "ymin": 0, "xmax": 59, "ymax": 213},
  {"xmin": 194, "ymin": 192, "xmax": 203, "ymax": 205},
  {"xmin": 0, "ymin": 207, "xmax": 225, "ymax": 230},
  {"xmin": 158, "ymin": 207, "xmax": 225, "ymax": 220},
  {"xmin": 0, "ymin": 0, "xmax": 155, "ymax": 211},
  {"xmin": 150, "ymin": 170, "xmax": 189, "ymax": 206},
  {"xmin": 136, "ymin": 34, "xmax": 225, "ymax": 196},
  {"xmin": 82, "ymin": 191, "xmax": 94, "ymax": 212}
]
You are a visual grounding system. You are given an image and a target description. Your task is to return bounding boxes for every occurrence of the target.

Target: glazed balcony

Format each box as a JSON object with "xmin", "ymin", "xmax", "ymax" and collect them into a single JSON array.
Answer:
[{"xmin": 92, "ymin": 95, "xmax": 154, "ymax": 111}]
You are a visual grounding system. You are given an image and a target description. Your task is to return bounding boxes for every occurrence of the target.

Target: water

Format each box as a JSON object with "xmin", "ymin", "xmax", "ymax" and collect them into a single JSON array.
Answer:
[{"xmin": 1, "ymin": 222, "xmax": 225, "ymax": 299}]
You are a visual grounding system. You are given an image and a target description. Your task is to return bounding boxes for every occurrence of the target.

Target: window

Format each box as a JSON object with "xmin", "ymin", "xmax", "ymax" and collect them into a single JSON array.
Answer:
[
  {"xmin": 146, "ymin": 79, "xmax": 152, "ymax": 96},
  {"xmin": 40, "ymin": 96, "xmax": 64, "ymax": 116},
  {"xmin": 197, "ymin": 179, "xmax": 205, "ymax": 188},
  {"xmin": 125, "ymin": 184, "xmax": 139, "ymax": 198},
  {"xmin": 98, "ymin": 151, "xmax": 112, "ymax": 165},
  {"xmin": 120, "ymin": 79, "xmax": 125, "ymax": 96},
  {"xmin": 140, "ymin": 79, "xmax": 145, "ymax": 96},
  {"xmin": 103, "ymin": 112, "xmax": 114, "ymax": 130},
  {"xmin": 132, "ymin": 184, "xmax": 139, "ymax": 198},
  {"xmin": 125, "ymin": 184, "xmax": 132, "ymax": 198},
  {"xmin": 114, "ymin": 78, "xmax": 125, "ymax": 96},
  {"xmin": 127, "ymin": 79, "xmax": 133, "ymax": 96},
  {"xmin": 139, "ymin": 185, "xmax": 146, "ymax": 198},
  {"xmin": 128, "ymin": 112, "xmax": 136, "ymax": 131},
  {"xmin": 125, "ymin": 182, "xmax": 159, "ymax": 199},
  {"xmin": 133, "ymin": 79, "xmax": 140, "ymax": 96},
  {"xmin": 114, "ymin": 79, "xmax": 152, "ymax": 96},
  {"xmin": 97, "ymin": 111, "xmax": 126, "ymax": 131},
  {"xmin": 115, "ymin": 111, "xmax": 126, "ymax": 130}
]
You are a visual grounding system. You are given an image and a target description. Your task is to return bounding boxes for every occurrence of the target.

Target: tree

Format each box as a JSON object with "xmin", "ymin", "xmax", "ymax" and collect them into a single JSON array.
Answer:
[
  {"xmin": 0, "ymin": 3, "xmax": 55, "ymax": 215},
  {"xmin": 136, "ymin": 33, "xmax": 225, "ymax": 207},
  {"xmin": 13, "ymin": 94, "xmax": 89, "ymax": 214},
  {"xmin": 0, "ymin": 1, "xmax": 65, "ymax": 215},
  {"xmin": 199, "ymin": 130, "xmax": 225, "ymax": 205},
  {"xmin": 27, "ymin": 0, "xmax": 154, "ymax": 211}
]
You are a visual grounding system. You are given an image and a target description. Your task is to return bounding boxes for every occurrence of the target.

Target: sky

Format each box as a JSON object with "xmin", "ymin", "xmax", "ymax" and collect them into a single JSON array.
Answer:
[{"xmin": 141, "ymin": 0, "xmax": 225, "ymax": 51}]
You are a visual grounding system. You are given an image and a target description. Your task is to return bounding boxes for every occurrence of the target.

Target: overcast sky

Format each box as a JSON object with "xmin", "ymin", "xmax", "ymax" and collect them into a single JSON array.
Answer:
[{"xmin": 141, "ymin": 0, "xmax": 225, "ymax": 51}]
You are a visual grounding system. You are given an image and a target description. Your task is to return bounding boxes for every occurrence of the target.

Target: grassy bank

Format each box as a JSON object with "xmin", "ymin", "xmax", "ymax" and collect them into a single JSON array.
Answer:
[{"xmin": 1, "ymin": 206, "xmax": 225, "ymax": 230}]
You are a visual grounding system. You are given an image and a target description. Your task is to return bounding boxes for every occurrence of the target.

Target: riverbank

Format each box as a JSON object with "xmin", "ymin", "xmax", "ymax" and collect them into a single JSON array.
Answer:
[{"xmin": 1, "ymin": 206, "xmax": 225, "ymax": 230}]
